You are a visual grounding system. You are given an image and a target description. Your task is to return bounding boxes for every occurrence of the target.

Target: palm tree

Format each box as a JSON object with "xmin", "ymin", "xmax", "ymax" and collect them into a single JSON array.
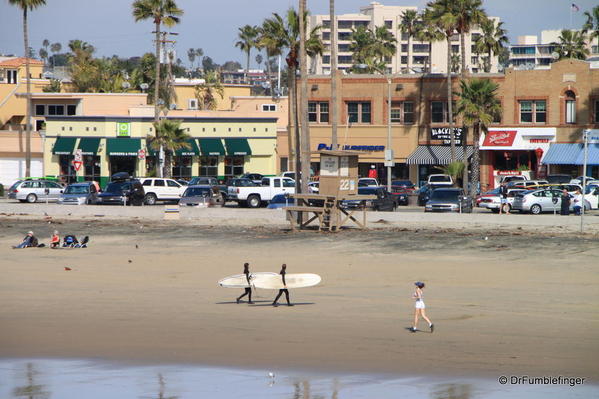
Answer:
[
  {"xmin": 552, "ymin": 30, "xmax": 590, "ymax": 60},
  {"xmin": 474, "ymin": 17, "xmax": 508, "ymax": 73},
  {"xmin": 416, "ymin": 11, "xmax": 444, "ymax": 73},
  {"xmin": 259, "ymin": 8, "xmax": 324, "ymax": 171},
  {"xmin": 583, "ymin": 5, "xmax": 599, "ymax": 42},
  {"xmin": 426, "ymin": 0, "xmax": 459, "ymax": 162},
  {"xmin": 38, "ymin": 48, "xmax": 48, "ymax": 64},
  {"xmin": 9, "ymin": 0, "xmax": 46, "ymax": 179},
  {"xmin": 194, "ymin": 70, "xmax": 224, "ymax": 110},
  {"xmin": 349, "ymin": 25, "xmax": 397, "ymax": 73},
  {"xmin": 455, "ymin": 78, "xmax": 501, "ymax": 198},
  {"xmin": 399, "ymin": 9, "xmax": 419, "ymax": 74},
  {"xmin": 187, "ymin": 48, "xmax": 196, "ymax": 71},
  {"xmin": 50, "ymin": 42, "xmax": 61, "ymax": 69},
  {"xmin": 132, "ymin": 0, "xmax": 183, "ymax": 178},
  {"xmin": 147, "ymin": 119, "xmax": 191, "ymax": 178},
  {"xmin": 236, "ymin": 25, "xmax": 259, "ymax": 78},
  {"xmin": 452, "ymin": 0, "xmax": 486, "ymax": 79}
]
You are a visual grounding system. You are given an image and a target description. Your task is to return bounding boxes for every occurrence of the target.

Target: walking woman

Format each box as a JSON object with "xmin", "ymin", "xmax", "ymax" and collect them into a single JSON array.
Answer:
[
  {"xmin": 236, "ymin": 263, "xmax": 253, "ymax": 304},
  {"xmin": 272, "ymin": 264, "xmax": 293, "ymax": 307},
  {"xmin": 410, "ymin": 282, "xmax": 434, "ymax": 333}
]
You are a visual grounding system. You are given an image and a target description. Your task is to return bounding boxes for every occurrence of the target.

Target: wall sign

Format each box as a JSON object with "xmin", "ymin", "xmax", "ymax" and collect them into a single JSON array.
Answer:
[
  {"xmin": 430, "ymin": 127, "xmax": 465, "ymax": 145},
  {"xmin": 317, "ymin": 143, "xmax": 385, "ymax": 151},
  {"xmin": 117, "ymin": 122, "xmax": 131, "ymax": 137},
  {"xmin": 483, "ymin": 130, "xmax": 517, "ymax": 147}
]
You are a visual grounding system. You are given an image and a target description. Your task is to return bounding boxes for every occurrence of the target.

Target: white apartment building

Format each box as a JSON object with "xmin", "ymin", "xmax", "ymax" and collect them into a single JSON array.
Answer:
[
  {"xmin": 509, "ymin": 30, "xmax": 599, "ymax": 69},
  {"xmin": 309, "ymin": 1, "xmax": 500, "ymax": 75}
]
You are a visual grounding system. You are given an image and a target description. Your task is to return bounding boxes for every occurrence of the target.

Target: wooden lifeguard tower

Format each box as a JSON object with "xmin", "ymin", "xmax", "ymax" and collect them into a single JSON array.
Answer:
[{"xmin": 285, "ymin": 151, "xmax": 375, "ymax": 231}]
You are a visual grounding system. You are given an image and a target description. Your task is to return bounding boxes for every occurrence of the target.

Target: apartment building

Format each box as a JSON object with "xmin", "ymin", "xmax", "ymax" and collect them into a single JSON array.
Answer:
[{"xmin": 309, "ymin": 1, "xmax": 500, "ymax": 75}]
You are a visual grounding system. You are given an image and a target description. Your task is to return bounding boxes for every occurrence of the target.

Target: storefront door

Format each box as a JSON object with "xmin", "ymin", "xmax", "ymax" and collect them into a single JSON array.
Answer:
[
  {"xmin": 199, "ymin": 156, "xmax": 218, "ymax": 177},
  {"xmin": 224, "ymin": 156, "xmax": 244, "ymax": 178},
  {"xmin": 83, "ymin": 155, "xmax": 101, "ymax": 182},
  {"xmin": 172, "ymin": 156, "xmax": 192, "ymax": 180},
  {"xmin": 110, "ymin": 156, "xmax": 137, "ymax": 177},
  {"xmin": 59, "ymin": 155, "xmax": 76, "ymax": 184}
]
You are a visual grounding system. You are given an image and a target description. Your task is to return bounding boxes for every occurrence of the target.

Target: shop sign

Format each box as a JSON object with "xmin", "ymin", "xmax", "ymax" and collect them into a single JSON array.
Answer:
[
  {"xmin": 430, "ymin": 127, "xmax": 465, "ymax": 145},
  {"xmin": 530, "ymin": 139, "xmax": 549, "ymax": 143},
  {"xmin": 585, "ymin": 129, "xmax": 599, "ymax": 144},
  {"xmin": 496, "ymin": 170, "xmax": 522, "ymax": 176},
  {"xmin": 483, "ymin": 130, "xmax": 517, "ymax": 146},
  {"xmin": 317, "ymin": 143, "xmax": 384, "ymax": 151},
  {"xmin": 137, "ymin": 149, "xmax": 146, "ymax": 160},
  {"xmin": 116, "ymin": 122, "xmax": 131, "ymax": 137}
]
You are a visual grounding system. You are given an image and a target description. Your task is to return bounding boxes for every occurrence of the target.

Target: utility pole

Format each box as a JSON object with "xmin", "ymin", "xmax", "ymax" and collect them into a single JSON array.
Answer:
[{"xmin": 330, "ymin": 0, "xmax": 338, "ymax": 150}]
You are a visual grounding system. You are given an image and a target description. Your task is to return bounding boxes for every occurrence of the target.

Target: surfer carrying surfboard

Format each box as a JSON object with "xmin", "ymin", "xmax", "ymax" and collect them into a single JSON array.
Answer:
[
  {"xmin": 410, "ymin": 282, "xmax": 434, "ymax": 333},
  {"xmin": 236, "ymin": 263, "xmax": 254, "ymax": 304},
  {"xmin": 272, "ymin": 264, "xmax": 293, "ymax": 307}
]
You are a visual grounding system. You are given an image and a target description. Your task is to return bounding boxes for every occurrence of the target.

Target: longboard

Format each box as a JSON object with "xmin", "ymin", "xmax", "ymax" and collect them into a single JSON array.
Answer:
[
  {"xmin": 218, "ymin": 272, "xmax": 278, "ymax": 288},
  {"xmin": 252, "ymin": 273, "xmax": 321, "ymax": 289}
]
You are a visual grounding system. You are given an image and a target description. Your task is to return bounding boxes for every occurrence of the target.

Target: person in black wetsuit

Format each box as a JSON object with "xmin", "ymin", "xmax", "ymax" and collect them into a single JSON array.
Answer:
[
  {"xmin": 560, "ymin": 189, "xmax": 571, "ymax": 216},
  {"xmin": 272, "ymin": 263, "xmax": 293, "ymax": 307},
  {"xmin": 236, "ymin": 263, "xmax": 253, "ymax": 304}
]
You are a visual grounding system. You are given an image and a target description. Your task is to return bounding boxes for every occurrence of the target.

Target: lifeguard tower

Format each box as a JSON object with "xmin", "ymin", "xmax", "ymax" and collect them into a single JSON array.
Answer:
[{"xmin": 285, "ymin": 151, "xmax": 375, "ymax": 231}]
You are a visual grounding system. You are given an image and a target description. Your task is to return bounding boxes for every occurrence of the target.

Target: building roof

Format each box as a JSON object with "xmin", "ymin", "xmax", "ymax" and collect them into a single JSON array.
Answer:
[{"xmin": 0, "ymin": 57, "xmax": 44, "ymax": 67}]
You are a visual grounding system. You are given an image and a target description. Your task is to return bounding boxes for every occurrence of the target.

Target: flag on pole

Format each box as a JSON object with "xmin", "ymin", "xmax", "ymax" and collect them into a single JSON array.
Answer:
[{"xmin": 571, "ymin": 3, "xmax": 580, "ymax": 12}]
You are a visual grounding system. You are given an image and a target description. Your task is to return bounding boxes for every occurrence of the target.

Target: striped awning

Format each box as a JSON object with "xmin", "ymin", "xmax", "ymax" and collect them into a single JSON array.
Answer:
[
  {"xmin": 407, "ymin": 145, "xmax": 473, "ymax": 165},
  {"xmin": 542, "ymin": 143, "xmax": 599, "ymax": 165}
]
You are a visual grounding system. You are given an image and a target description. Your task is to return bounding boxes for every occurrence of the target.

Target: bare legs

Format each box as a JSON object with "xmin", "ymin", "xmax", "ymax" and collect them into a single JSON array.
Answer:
[{"xmin": 412, "ymin": 308, "xmax": 433, "ymax": 332}]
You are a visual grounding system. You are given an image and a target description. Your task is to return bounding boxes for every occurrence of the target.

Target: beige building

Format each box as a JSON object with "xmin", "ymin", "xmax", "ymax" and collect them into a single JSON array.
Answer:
[
  {"xmin": 310, "ymin": 1, "xmax": 500, "ymax": 75},
  {"xmin": 171, "ymin": 78, "xmax": 251, "ymax": 111}
]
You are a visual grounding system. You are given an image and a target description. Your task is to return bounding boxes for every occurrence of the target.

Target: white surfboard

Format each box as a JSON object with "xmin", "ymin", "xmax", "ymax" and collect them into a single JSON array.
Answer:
[
  {"xmin": 218, "ymin": 272, "xmax": 278, "ymax": 288},
  {"xmin": 252, "ymin": 273, "xmax": 321, "ymax": 289}
]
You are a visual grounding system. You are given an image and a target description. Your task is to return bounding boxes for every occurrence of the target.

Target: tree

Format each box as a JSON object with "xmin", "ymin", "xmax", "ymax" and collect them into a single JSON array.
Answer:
[
  {"xmin": 236, "ymin": 24, "xmax": 259, "ymax": 76},
  {"xmin": 202, "ymin": 55, "xmax": 218, "ymax": 72},
  {"xmin": 133, "ymin": 0, "xmax": 183, "ymax": 178},
  {"xmin": 552, "ymin": 30, "xmax": 590, "ymax": 60},
  {"xmin": 187, "ymin": 48, "xmax": 196, "ymax": 70},
  {"xmin": 415, "ymin": 10, "xmax": 444, "ymax": 73},
  {"xmin": 474, "ymin": 17, "xmax": 508, "ymax": 73},
  {"xmin": 222, "ymin": 60, "xmax": 242, "ymax": 71},
  {"xmin": 67, "ymin": 40, "xmax": 99, "ymax": 92},
  {"xmin": 50, "ymin": 42, "xmax": 61, "ymax": 68},
  {"xmin": 194, "ymin": 70, "xmax": 224, "ymax": 110},
  {"xmin": 399, "ymin": 9, "xmax": 419, "ymax": 73},
  {"xmin": 42, "ymin": 79, "xmax": 61, "ymax": 93},
  {"xmin": 455, "ymin": 78, "xmax": 501, "ymax": 198},
  {"xmin": 330, "ymin": 0, "xmax": 338, "ymax": 149},
  {"xmin": 8, "ymin": 0, "xmax": 46, "ymax": 179},
  {"xmin": 452, "ymin": 0, "xmax": 486, "ymax": 79},
  {"xmin": 255, "ymin": 53, "xmax": 263, "ymax": 68},
  {"xmin": 147, "ymin": 119, "xmax": 192, "ymax": 178},
  {"xmin": 349, "ymin": 25, "xmax": 396, "ymax": 73},
  {"xmin": 38, "ymin": 48, "xmax": 48, "ymax": 64},
  {"xmin": 583, "ymin": 5, "xmax": 599, "ymax": 42}
]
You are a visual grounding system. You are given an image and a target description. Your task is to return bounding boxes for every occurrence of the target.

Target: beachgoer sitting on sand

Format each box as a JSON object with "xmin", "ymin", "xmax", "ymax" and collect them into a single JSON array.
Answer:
[
  {"xmin": 13, "ymin": 231, "xmax": 39, "ymax": 249},
  {"xmin": 50, "ymin": 230, "xmax": 60, "ymax": 248},
  {"xmin": 63, "ymin": 234, "xmax": 79, "ymax": 248}
]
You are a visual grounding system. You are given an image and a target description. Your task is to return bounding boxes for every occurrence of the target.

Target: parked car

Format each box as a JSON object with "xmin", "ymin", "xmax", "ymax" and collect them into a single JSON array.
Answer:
[
  {"xmin": 478, "ymin": 188, "xmax": 526, "ymax": 213},
  {"xmin": 389, "ymin": 187, "xmax": 409, "ymax": 206},
  {"xmin": 308, "ymin": 181, "xmax": 319, "ymax": 193},
  {"xmin": 239, "ymin": 173, "xmax": 264, "ymax": 185},
  {"xmin": 476, "ymin": 187, "xmax": 500, "ymax": 207},
  {"xmin": 340, "ymin": 187, "xmax": 397, "ymax": 211},
  {"xmin": 570, "ymin": 176, "xmax": 597, "ymax": 185},
  {"xmin": 267, "ymin": 193, "xmax": 295, "ymax": 209},
  {"xmin": 188, "ymin": 177, "xmax": 228, "ymax": 201},
  {"xmin": 8, "ymin": 179, "xmax": 64, "ymax": 203},
  {"xmin": 424, "ymin": 188, "xmax": 473, "ymax": 213},
  {"xmin": 227, "ymin": 178, "xmax": 258, "ymax": 187},
  {"xmin": 358, "ymin": 178, "xmax": 379, "ymax": 187},
  {"xmin": 177, "ymin": 179, "xmax": 189, "ymax": 186},
  {"xmin": 391, "ymin": 180, "xmax": 416, "ymax": 192},
  {"xmin": 97, "ymin": 173, "xmax": 145, "ymax": 206},
  {"xmin": 179, "ymin": 185, "xmax": 225, "ymax": 207},
  {"xmin": 228, "ymin": 176, "xmax": 296, "ymax": 208},
  {"xmin": 512, "ymin": 188, "xmax": 591, "ymax": 214},
  {"xmin": 417, "ymin": 184, "xmax": 445, "ymax": 206},
  {"xmin": 506, "ymin": 180, "xmax": 548, "ymax": 190},
  {"xmin": 139, "ymin": 178, "xmax": 186, "ymax": 205},
  {"xmin": 499, "ymin": 175, "xmax": 526, "ymax": 184},
  {"xmin": 58, "ymin": 182, "xmax": 99, "ymax": 205},
  {"xmin": 427, "ymin": 174, "xmax": 453, "ymax": 186},
  {"xmin": 546, "ymin": 174, "xmax": 572, "ymax": 184}
]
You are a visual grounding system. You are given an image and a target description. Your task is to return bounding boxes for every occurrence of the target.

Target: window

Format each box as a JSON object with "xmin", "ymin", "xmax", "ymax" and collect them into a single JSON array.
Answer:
[
  {"xmin": 413, "ymin": 56, "xmax": 428, "ymax": 65},
  {"xmin": 384, "ymin": 20, "xmax": 393, "ymax": 29},
  {"xmin": 35, "ymin": 105, "xmax": 45, "ymax": 116},
  {"xmin": 390, "ymin": 101, "xmax": 415, "ymax": 124},
  {"xmin": 565, "ymin": 91, "xmax": 576, "ymax": 124},
  {"xmin": 338, "ymin": 44, "xmax": 350, "ymax": 52},
  {"xmin": 225, "ymin": 156, "xmax": 244, "ymax": 177},
  {"xmin": 6, "ymin": 69, "xmax": 18, "ymax": 84},
  {"xmin": 451, "ymin": 45, "xmax": 460, "ymax": 54},
  {"xmin": 67, "ymin": 105, "xmax": 76, "ymax": 115},
  {"xmin": 323, "ymin": 55, "xmax": 330, "ymax": 64},
  {"xmin": 413, "ymin": 44, "xmax": 429, "ymax": 53},
  {"xmin": 338, "ymin": 20, "xmax": 352, "ymax": 29},
  {"xmin": 283, "ymin": 179, "xmax": 295, "ymax": 188},
  {"xmin": 142, "ymin": 180, "xmax": 152, "ymax": 186},
  {"xmin": 154, "ymin": 179, "xmax": 165, "ymax": 187},
  {"xmin": 401, "ymin": 56, "xmax": 408, "ymax": 64},
  {"xmin": 188, "ymin": 99, "xmax": 198, "ymax": 110},
  {"xmin": 273, "ymin": 179, "xmax": 281, "ymax": 188},
  {"xmin": 48, "ymin": 105, "xmax": 65, "ymax": 115},
  {"xmin": 338, "ymin": 32, "xmax": 351, "ymax": 41},
  {"xmin": 401, "ymin": 44, "xmax": 408, "ymax": 53},
  {"xmin": 347, "ymin": 101, "xmax": 371, "ymax": 123},
  {"xmin": 338, "ymin": 55, "xmax": 352, "ymax": 64},
  {"xmin": 199, "ymin": 156, "xmax": 218, "ymax": 177},
  {"xmin": 262, "ymin": 104, "xmax": 277, "ymax": 112},
  {"xmin": 322, "ymin": 32, "xmax": 331, "ymax": 41},
  {"xmin": 167, "ymin": 180, "xmax": 180, "ymax": 187},
  {"xmin": 430, "ymin": 101, "xmax": 455, "ymax": 123},
  {"xmin": 322, "ymin": 20, "xmax": 330, "ymax": 28},
  {"xmin": 511, "ymin": 47, "xmax": 535, "ymax": 55},
  {"xmin": 308, "ymin": 101, "xmax": 329, "ymax": 123},
  {"xmin": 595, "ymin": 100, "xmax": 599, "ymax": 123},
  {"xmin": 519, "ymin": 100, "xmax": 546, "ymax": 123}
]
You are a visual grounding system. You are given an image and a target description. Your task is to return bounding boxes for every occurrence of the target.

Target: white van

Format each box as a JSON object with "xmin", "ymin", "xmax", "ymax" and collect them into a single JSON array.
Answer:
[{"xmin": 427, "ymin": 174, "xmax": 453, "ymax": 186}]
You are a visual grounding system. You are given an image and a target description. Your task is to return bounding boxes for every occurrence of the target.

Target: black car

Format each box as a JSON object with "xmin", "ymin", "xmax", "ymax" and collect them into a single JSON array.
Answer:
[
  {"xmin": 227, "ymin": 177, "xmax": 258, "ymax": 187},
  {"xmin": 239, "ymin": 173, "xmax": 264, "ymax": 185},
  {"xmin": 417, "ymin": 184, "xmax": 445, "ymax": 206},
  {"xmin": 424, "ymin": 188, "xmax": 473, "ymax": 213},
  {"xmin": 341, "ymin": 187, "xmax": 398, "ymax": 211},
  {"xmin": 98, "ymin": 173, "xmax": 145, "ymax": 205}
]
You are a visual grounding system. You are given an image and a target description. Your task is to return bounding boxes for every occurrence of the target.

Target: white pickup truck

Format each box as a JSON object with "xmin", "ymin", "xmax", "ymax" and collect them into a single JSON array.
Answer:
[{"xmin": 228, "ymin": 176, "xmax": 296, "ymax": 208}]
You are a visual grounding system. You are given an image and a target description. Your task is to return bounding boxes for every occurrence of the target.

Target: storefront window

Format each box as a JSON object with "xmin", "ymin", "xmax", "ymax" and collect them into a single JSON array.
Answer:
[
  {"xmin": 172, "ymin": 156, "xmax": 192, "ymax": 179},
  {"xmin": 224, "ymin": 156, "xmax": 244, "ymax": 178},
  {"xmin": 59, "ymin": 155, "xmax": 76, "ymax": 184},
  {"xmin": 83, "ymin": 155, "xmax": 101, "ymax": 181},
  {"xmin": 109, "ymin": 156, "xmax": 137, "ymax": 177},
  {"xmin": 200, "ymin": 156, "xmax": 218, "ymax": 177}
]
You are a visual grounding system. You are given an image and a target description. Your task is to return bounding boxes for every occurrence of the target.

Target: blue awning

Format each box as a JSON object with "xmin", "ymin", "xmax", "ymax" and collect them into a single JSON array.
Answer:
[{"xmin": 542, "ymin": 143, "xmax": 599, "ymax": 165}]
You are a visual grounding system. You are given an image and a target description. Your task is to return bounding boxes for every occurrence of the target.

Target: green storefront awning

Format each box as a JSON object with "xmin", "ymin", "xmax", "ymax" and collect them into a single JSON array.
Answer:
[
  {"xmin": 77, "ymin": 138, "xmax": 101, "ymax": 155},
  {"xmin": 177, "ymin": 139, "xmax": 200, "ymax": 156},
  {"xmin": 199, "ymin": 138, "xmax": 225, "ymax": 156},
  {"xmin": 224, "ymin": 138, "xmax": 252, "ymax": 156},
  {"xmin": 106, "ymin": 138, "xmax": 141, "ymax": 156},
  {"xmin": 52, "ymin": 137, "xmax": 77, "ymax": 155}
]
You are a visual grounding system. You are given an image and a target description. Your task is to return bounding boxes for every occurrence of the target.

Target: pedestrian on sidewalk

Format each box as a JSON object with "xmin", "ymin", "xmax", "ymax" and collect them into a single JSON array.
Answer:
[
  {"xmin": 499, "ymin": 182, "xmax": 509, "ymax": 214},
  {"xmin": 410, "ymin": 282, "xmax": 434, "ymax": 333},
  {"xmin": 572, "ymin": 189, "xmax": 583, "ymax": 216}
]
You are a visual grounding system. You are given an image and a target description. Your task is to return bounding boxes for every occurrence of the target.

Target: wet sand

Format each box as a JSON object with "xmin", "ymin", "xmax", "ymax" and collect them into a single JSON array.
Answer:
[{"xmin": 0, "ymin": 218, "xmax": 598, "ymax": 380}]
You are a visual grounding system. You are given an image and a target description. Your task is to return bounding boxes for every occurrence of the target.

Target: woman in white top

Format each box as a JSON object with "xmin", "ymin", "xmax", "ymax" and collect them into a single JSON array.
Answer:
[
  {"xmin": 411, "ymin": 282, "xmax": 434, "ymax": 333},
  {"xmin": 572, "ymin": 189, "xmax": 583, "ymax": 216}
]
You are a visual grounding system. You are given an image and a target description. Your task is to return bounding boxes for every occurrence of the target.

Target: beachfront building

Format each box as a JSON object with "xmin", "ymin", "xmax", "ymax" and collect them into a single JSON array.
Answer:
[
  {"xmin": 282, "ymin": 59, "xmax": 599, "ymax": 189},
  {"xmin": 43, "ymin": 115, "xmax": 278, "ymax": 187},
  {"xmin": 309, "ymin": 1, "xmax": 501, "ymax": 75}
]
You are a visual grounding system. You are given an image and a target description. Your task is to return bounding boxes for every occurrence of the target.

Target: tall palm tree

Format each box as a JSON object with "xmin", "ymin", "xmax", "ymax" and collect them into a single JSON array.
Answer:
[
  {"xmin": 259, "ymin": 8, "xmax": 323, "ymax": 171},
  {"xmin": 50, "ymin": 42, "xmax": 61, "ymax": 69},
  {"xmin": 455, "ymin": 78, "xmax": 501, "ymax": 198},
  {"xmin": 452, "ymin": 0, "xmax": 486, "ymax": 79},
  {"xmin": 187, "ymin": 48, "xmax": 196, "ymax": 71},
  {"xmin": 330, "ymin": 0, "xmax": 338, "ymax": 150},
  {"xmin": 426, "ymin": 0, "xmax": 459, "ymax": 162},
  {"xmin": 147, "ymin": 119, "xmax": 191, "ymax": 178},
  {"xmin": 416, "ymin": 10, "xmax": 444, "ymax": 73},
  {"xmin": 9, "ymin": 0, "xmax": 46, "ymax": 179},
  {"xmin": 552, "ymin": 30, "xmax": 590, "ymax": 60},
  {"xmin": 474, "ymin": 17, "xmax": 508, "ymax": 73},
  {"xmin": 349, "ymin": 25, "xmax": 397, "ymax": 73},
  {"xmin": 399, "ymin": 9, "xmax": 419, "ymax": 74},
  {"xmin": 132, "ymin": 0, "xmax": 183, "ymax": 177},
  {"xmin": 583, "ymin": 5, "xmax": 599, "ymax": 42},
  {"xmin": 235, "ymin": 25, "xmax": 259, "ymax": 78},
  {"xmin": 299, "ymin": 0, "xmax": 310, "ymax": 195}
]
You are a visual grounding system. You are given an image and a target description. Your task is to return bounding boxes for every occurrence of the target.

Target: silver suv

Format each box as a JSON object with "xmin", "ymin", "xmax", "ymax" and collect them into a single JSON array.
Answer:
[{"xmin": 8, "ymin": 179, "xmax": 64, "ymax": 203}]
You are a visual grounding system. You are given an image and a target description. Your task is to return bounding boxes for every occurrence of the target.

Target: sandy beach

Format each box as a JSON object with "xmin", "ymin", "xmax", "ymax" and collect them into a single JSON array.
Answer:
[{"xmin": 0, "ymin": 216, "xmax": 598, "ymax": 381}]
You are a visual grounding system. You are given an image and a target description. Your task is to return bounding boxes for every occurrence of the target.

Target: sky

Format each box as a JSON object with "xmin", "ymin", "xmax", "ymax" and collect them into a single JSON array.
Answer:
[{"xmin": 0, "ymin": 0, "xmax": 596, "ymax": 69}]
